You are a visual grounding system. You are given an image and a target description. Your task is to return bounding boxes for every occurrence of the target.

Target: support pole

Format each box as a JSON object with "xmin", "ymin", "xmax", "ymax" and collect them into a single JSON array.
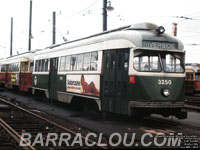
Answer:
[
  {"xmin": 28, "ymin": 0, "xmax": 32, "ymax": 51},
  {"xmin": 10, "ymin": 17, "xmax": 13, "ymax": 56},
  {"xmin": 103, "ymin": 0, "xmax": 107, "ymax": 31},
  {"xmin": 53, "ymin": 11, "xmax": 56, "ymax": 44}
]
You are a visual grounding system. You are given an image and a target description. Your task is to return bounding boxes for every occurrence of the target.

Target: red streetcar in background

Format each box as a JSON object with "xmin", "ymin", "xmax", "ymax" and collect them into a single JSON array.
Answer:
[
  {"xmin": 185, "ymin": 63, "xmax": 200, "ymax": 95},
  {"xmin": 0, "ymin": 52, "xmax": 35, "ymax": 92}
]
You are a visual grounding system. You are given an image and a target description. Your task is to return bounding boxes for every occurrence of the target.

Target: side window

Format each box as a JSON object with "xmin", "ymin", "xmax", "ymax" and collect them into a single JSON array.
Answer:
[
  {"xmin": 30, "ymin": 62, "xmax": 34, "ymax": 72},
  {"xmin": 90, "ymin": 52, "xmax": 98, "ymax": 71},
  {"xmin": 60, "ymin": 56, "xmax": 66, "ymax": 71},
  {"xmin": 41, "ymin": 59, "xmax": 45, "ymax": 72},
  {"xmin": 77, "ymin": 54, "xmax": 83, "ymax": 71},
  {"xmin": 65, "ymin": 56, "xmax": 71, "ymax": 71},
  {"xmin": 83, "ymin": 53, "xmax": 91, "ymax": 71},
  {"xmin": 38, "ymin": 60, "xmax": 42, "ymax": 72},
  {"xmin": 44, "ymin": 59, "xmax": 48, "ymax": 72},
  {"xmin": 0, "ymin": 65, "xmax": 6, "ymax": 72},
  {"xmin": 21, "ymin": 62, "xmax": 28, "ymax": 72},
  {"xmin": 16, "ymin": 63, "xmax": 19, "ymax": 72},
  {"xmin": 71, "ymin": 55, "xmax": 77, "ymax": 71},
  {"xmin": 35, "ymin": 60, "xmax": 39, "ymax": 72}
]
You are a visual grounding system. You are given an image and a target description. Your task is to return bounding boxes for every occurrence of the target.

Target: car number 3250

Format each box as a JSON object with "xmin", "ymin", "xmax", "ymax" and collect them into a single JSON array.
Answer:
[{"xmin": 158, "ymin": 79, "xmax": 172, "ymax": 85}]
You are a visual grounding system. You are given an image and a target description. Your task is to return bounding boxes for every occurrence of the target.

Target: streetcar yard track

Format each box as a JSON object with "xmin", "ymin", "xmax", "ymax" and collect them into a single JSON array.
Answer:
[
  {"xmin": 0, "ymin": 97, "xmax": 109, "ymax": 149},
  {"xmin": 145, "ymin": 116, "xmax": 200, "ymax": 133},
  {"xmin": 0, "ymin": 93, "xmax": 200, "ymax": 148}
]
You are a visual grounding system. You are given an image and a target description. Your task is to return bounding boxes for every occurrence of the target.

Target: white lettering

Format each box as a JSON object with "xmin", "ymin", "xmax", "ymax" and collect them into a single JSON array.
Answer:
[
  {"xmin": 45, "ymin": 133, "xmax": 58, "ymax": 146},
  {"xmin": 20, "ymin": 133, "xmax": 32, "ymax": 146},
  {"xmin": 109, "ymin": 133, "xmax": 122, "ymax": 147},
  {"xmin": 85, "ymin": 133, "xmax": 97, "ymax": 147},
  {"xmin": 170, "ymin": 133, "xmax": 182, "ymax": 146},
  {"xmin": 71, "ymin": 133, "xmax": 83, "ymax": 146},
  {"xmin": 58, "ymin": 133, "xmax": 71, "ymax": 146},
  {"xmin": 141, "ymin": 133, "xmax": 153, "ymax": 146},
  {"xmin": 32, "ymin": 133, "xmax": 44, "ymax": 146},
  {"xmin": 154, "ymin": 133, "xmax": 167, "ymax": 146},
  {"xmin": 97, "ymin": 133, "xmax": 107, "ymax": 147},
  {"xmin": 123, "ymin": 133, "xmax": 136, "ymax": 147}
]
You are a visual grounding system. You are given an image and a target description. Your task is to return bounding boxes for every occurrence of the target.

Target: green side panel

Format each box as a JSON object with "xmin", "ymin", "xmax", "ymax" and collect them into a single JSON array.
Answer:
[
  {"xmin": 128, "ymin": 76, "xmax": 184, "ymax": 102},
  {"xmin": 32, "ymin": 74, "xmax": 49, "ymax": 89},
  {"xmin": 56, "ymin": 75, "xmax": 66, "ymax": 92}
]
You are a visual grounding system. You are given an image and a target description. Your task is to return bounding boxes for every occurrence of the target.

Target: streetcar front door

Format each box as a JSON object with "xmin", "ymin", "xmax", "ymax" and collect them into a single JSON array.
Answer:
[
  {"xmin": 102, "ymin": 49, "xmax": 129, "ymax": 114},
  {"xmin": 49, "ymin": 57, "xmax": 58, "ymax": 100}
]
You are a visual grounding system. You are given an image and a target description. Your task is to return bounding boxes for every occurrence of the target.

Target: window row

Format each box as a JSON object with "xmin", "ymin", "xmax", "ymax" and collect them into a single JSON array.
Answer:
[
  {"xmin": 8, "ymin": 63, "xmax": 20, "ymax": 72},
  {"xmin": 35, "ymin": 59, "xmax": 49, "ymax": 72},
  {"xmin": 59, "ymin": 51, "xmax": 98, "ymax": 72},
  {"xmin": 0, "ymin": 63, "xmax": 32, "ymax": 73},
  {"xmin": 0, "ymin": 65, "xmax": 6, "ymax": 72}
]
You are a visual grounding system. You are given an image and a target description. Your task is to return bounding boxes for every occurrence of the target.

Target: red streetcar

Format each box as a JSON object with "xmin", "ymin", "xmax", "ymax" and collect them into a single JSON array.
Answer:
[
  {"xmin": 185, "ymin": 63, "xmax": 200, "ymax": 95},
  {"xmin": 0, "ymin": 52, "xmax": 34, "ymax": 92}
]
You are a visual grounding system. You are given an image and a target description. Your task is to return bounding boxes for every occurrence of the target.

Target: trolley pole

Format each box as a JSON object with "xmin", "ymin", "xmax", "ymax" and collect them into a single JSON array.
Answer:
[
  {"xmin": 103, "ymin": 0, "xmax": 107, "ymax": 31},
  {"xmin": 28, "ymin": 0, "xmax": 32, "ymax": 51},
  {"xmin": 53, "ymin": 11, "xmax": 56, "ymax": 44},
  {"xmin": 10, "ymin": 17, "xmax": 13, "ymax": 56}
]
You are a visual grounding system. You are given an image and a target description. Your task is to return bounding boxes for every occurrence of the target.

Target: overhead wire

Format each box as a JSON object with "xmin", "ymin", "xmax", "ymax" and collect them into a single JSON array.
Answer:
[{"xmin": 62, "ymin": 0, "xmax": 100, "ymax": 20}]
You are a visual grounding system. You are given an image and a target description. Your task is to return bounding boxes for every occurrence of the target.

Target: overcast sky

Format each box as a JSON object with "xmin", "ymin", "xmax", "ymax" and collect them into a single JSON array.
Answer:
[{"xmin": 0, "ymin": 0, "xmax": 200, "ymax": 63}]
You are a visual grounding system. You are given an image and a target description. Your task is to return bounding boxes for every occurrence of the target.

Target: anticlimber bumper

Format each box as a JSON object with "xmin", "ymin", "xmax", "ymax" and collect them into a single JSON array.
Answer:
[{"xmin": 129, "ymin": 101, "xmax": 185, "ymax": 108}]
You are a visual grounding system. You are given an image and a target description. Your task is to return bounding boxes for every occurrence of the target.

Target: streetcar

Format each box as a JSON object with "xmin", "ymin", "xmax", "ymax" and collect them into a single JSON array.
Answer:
[
  {"xmin": 185, "ymin": 63, "xmax": 200, "ymax": 95},
  {"xmin": 32, "ymin": 22, "xmax": 187, "ymax": 119},
  {"xmin": 0, "ymin": 52, "xmax": 35, "ymax": 92}
]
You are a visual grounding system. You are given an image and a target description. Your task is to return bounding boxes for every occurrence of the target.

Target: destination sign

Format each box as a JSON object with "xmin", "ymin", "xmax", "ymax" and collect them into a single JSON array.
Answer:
[{"xmin": 142, "ymin": 41, "xmax": 178, "ymax": 50}]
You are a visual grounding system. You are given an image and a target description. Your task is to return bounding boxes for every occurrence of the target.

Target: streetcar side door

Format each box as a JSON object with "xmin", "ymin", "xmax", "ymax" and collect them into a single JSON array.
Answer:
[
  {"xmin": 102, "ymin": 49, "xmax": 129, "ymax": 114},
  {"xmin": 49, "ymin": 57, "xmax": 58, "ymax": 100}
]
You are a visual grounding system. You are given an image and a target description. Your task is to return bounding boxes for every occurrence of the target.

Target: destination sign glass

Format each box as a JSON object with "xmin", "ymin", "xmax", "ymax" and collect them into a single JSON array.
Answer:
[{"xmin": 142, "ymin": 41, "xmax": 178, "ymax": 50}]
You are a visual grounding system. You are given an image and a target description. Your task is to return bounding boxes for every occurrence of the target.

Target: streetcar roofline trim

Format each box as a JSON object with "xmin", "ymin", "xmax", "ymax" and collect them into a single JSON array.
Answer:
[{"xmin": 34, "ymin": 39, "xmax": 135, "ymax": 60}]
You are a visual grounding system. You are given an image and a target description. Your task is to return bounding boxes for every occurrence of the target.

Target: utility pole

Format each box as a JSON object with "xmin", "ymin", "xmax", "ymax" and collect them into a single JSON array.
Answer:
[
  {"xmin": 28, "ymin": 0, "xmax": 32, "ymax": 51},
  {"xmin": 102, "ymin": 0, "xmax": 107, "ymax": 31},
  {"xmin": 53, "ymin": 11, "xmax": 56, "ymax": 44},
  {"xmin": 10, "ymin": 17, "xmax": 13, "ymax": 56}
]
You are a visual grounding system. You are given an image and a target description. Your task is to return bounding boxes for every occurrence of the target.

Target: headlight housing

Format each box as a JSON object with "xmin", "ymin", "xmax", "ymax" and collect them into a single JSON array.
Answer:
[{"xmin": 162, "ymin": 88, "xmax": 170, "ymax": 97}]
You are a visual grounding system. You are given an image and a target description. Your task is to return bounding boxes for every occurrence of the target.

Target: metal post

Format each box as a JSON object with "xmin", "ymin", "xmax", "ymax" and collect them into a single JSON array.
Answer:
[
  {"xmin": 28, "ymin": 0, "xmax": 32, "ymax": 51},
  {"xmin": 103, "ymin": 0, "xmax": 107, "ymax": 31},
  {"xmin": 10, "ymin": 17, "xmax": 13, "ymax": 56},
  {"xmin": 53, "ymin": 11, "xmax": 56, "ymax": 44}
]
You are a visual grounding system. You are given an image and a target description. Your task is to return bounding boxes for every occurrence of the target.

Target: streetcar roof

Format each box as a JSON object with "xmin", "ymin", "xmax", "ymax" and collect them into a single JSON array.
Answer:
[
  {"xmin": 0, "ymin": 51, "xmax": 35, "ymax": 64},
  {"xmin": 34, "ymin": 22, "xmax": 184, "ymax": 60},
  {"xmin": 185, "ymin": 63, "xmax": 200, "ymax": 73}
]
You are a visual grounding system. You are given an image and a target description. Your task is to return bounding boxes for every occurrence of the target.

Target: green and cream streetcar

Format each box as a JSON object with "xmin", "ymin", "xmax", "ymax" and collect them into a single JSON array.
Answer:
[{"xmin": 32, "ymin": 22, "xmax": 187, "ymax": 119}]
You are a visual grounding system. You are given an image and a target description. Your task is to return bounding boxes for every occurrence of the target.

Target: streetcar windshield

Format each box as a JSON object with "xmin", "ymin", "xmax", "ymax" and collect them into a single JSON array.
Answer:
[
  {"xmin": 161, "ymin": 53, "xmax": 184, "ymax": 73},
  {"xmin": 133, "ymin": 50, "xmax": 184, "ymax": 73},
  {"xmin": 133, "ymin": 51, "xmax": 161, "ymax": 72}
]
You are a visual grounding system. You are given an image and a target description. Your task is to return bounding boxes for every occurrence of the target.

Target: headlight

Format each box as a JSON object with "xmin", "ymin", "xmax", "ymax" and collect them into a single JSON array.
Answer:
[{"xmin": 162, "ymin": 88, "xmax": 170, "ymax": 97}]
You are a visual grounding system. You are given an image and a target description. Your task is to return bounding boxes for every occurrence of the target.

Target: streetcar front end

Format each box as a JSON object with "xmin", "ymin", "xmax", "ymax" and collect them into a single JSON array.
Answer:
[{"xmin": 127, "ymin": 24, "xmax": 187, "ymax": 119}]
